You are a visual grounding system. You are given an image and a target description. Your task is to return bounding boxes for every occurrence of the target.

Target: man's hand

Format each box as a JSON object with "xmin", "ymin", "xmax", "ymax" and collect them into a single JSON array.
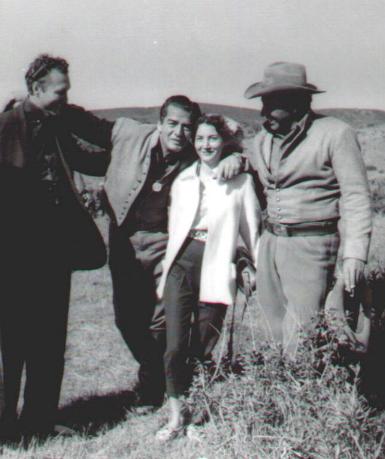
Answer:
[
  {"xmin": 241, "ymin": 266, "xmax": 256, "ymax": 298},
  {"xmin": 343, "ymin": 257, "xmax": 365, "ymax": 296},
  {"xmin": 214, "ymin": 153, "xmax": 242, "ymax": 181}
]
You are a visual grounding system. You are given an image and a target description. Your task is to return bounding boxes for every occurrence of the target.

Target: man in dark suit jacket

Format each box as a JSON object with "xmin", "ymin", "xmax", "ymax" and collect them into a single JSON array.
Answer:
[{"xmin": 0, "ymin": 54, "xmax": 112, "ymax": 440}]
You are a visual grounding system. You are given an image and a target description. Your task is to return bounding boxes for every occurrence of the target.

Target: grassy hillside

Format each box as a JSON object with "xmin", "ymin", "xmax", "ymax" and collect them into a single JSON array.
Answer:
[{"xmin": 93, "ymin": 104, "xmax": 385, "ymax": 130}]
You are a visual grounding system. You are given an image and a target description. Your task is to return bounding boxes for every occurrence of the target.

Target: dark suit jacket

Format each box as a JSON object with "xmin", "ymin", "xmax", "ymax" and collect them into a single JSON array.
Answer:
[{"xmin": 0, "ymin": 100, "xmax": 113, "ymax": 270}]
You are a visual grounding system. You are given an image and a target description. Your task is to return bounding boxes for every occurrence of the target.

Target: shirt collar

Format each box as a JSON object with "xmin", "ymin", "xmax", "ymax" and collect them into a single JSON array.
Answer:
[
  {"xmin": 24, "ymin": 98, "xmax": 44, "ymax": 119},
  {"xmin": 152, "ymin": 139, "xmax": 194, "ymax": 166},
  {"xmin": 198, "ymin": 161, "xmax": 218, "ymax": 180},
  {"xmin": 263, "ymin": 111, "xmax": 313, "ymax": 146},
  {"xmin": 179, "ymin": 160, "xmax": 219, "ymax": 182},
  {"xmin": 24, "ymin": 98, "xmax": 57, "ymax": 124}
]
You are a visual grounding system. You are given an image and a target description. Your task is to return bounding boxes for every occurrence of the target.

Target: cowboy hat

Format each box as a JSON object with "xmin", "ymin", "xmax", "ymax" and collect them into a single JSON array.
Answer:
[
  {"xmin": 324, "ymin": 277, "xmax": 371, "ymax": 354},
  {"xmin": 244, "ymin": 62, "xmax": 325, "ymax": 99}
]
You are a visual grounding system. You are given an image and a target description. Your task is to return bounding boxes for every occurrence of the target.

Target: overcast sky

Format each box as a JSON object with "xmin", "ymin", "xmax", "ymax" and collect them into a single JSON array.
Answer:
[{"xmin": 0, "ymin": 0, "xmax": 384, "ymax": 112}]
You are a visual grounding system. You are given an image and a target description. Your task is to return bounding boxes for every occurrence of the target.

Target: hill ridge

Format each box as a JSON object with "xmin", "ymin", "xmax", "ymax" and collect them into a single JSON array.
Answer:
[{"xmin": 93, "ymin": 104, "xmax": 385, "ymax": 129}]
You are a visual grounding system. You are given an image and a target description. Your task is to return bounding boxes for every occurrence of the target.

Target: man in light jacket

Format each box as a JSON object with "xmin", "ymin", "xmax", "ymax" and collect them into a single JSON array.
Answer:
[
  {"xmin": 105, "ymin": 96, "xmax": 242, "ymax": 408},
  {"xmin": 244, "ymin": 62, "xmax": 372, "ymax": 357}
]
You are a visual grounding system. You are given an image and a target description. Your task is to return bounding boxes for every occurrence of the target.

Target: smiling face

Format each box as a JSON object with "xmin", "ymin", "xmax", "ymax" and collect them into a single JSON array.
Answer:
[
  {"xmin": 194, "ymin": 123, "xmax": 224, "ymax": 168},
  {"xmin": 158, "ymin": 104, "xmax": 193, "ymax": 155}
]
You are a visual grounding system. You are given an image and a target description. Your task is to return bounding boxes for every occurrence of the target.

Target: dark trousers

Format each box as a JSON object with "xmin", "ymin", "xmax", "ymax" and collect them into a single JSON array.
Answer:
[
  {"xmin": 0, "ymin": 214, "xmax": 71, "ymax": 436},
  {"xmin": 163, "ymin": 238, "xmax": 226, "ymax": 397},
  {"xmin": 109, "ymin": 224, "xmax": 168, "ymax": 403}
]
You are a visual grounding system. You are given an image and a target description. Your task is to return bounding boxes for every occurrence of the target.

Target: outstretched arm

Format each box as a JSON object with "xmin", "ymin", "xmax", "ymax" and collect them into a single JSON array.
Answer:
[{"xmin": 61, "ymin": 104, "xmax": 114, "ymax": 150}]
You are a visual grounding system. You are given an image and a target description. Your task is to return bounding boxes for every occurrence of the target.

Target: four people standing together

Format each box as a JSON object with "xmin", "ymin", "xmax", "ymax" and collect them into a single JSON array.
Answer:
[{"xmin": 0, "ymin": 55, "xmax": 372, "ymax": 442}]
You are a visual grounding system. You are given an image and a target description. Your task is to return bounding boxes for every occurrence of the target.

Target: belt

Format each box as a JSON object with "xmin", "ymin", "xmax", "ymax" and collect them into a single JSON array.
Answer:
[
  {"xmin": 265, "ymin": 219, "xmax": 338, "ymax": 237},
  {"xmin": 188, "ymin": 229, "xmax": 208, "ymax": 242}
]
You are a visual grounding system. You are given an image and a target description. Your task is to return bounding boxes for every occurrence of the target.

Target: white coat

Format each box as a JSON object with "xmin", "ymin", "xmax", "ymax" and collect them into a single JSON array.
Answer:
[{"xmin": 157, "ymin": 162, "xmax": 261, "ymax": 306}]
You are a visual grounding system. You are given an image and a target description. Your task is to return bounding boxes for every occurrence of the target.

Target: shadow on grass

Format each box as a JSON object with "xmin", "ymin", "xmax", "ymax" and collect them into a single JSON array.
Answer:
[{"xmin": 56, "ymin": 390, "xmax": 137, "ymax": 435}]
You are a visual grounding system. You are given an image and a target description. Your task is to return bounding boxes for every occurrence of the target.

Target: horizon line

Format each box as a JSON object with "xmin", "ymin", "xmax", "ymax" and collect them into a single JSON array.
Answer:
[{"xmin": 91, "ymin": 103, "xmax": 385, "ymax": 113}]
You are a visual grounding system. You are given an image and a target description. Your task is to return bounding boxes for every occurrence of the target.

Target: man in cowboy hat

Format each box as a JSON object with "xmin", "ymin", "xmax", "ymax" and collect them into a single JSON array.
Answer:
[{"xmin": 244, "ymin": 61, "xmax": 372, "ymax": 357}]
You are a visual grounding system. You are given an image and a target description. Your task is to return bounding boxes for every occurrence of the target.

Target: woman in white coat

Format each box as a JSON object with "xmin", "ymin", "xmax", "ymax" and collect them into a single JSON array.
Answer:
[{"xmin": 156, "ymin": 114, "xmax": 261, "ymax": 441}]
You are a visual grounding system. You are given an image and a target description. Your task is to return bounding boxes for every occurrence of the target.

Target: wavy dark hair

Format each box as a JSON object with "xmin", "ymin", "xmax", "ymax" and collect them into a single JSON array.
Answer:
[
  {"xmin": 159, "ymin": 95, "xmax": 201, "ymax": 126},
  {"xmin": 194, "ymin": 113, "xmax": 244, "ymax": 157},
  {"xmin": 25, "ymin": 54, "xmax": 69, "ymax": 94}
]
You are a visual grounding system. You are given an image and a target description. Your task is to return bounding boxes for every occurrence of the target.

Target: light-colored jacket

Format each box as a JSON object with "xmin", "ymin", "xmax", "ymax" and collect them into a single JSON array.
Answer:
[
  {"xmin": 157, "ymin": 162, "xmax": 261, "ymax": 306},
  {"xmin": 104, "ymin": 118, "xmax": 158, "ymax": 225},
  {"xmin": 104, "ymin": 117, "xmax": 194, "ymax": 225},
  {"xmin": 247, "ymin": 114, "xmax": 372, "ymax": 261}
]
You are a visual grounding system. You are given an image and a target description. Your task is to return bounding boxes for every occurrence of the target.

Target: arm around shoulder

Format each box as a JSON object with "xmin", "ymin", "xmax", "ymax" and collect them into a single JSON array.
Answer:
[{"xmin": 61, "ymin": 104, "xmax": 114, "ymax": 149}]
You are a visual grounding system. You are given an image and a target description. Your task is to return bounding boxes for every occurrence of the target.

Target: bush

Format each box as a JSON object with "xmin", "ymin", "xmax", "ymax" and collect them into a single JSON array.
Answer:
[{"xmin": 186, "ymin": 318, "xmax": 385, "ymax": 458}]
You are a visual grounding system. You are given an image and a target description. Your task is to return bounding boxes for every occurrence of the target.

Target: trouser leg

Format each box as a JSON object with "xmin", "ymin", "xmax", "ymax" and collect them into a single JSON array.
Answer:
[
  {"xmin": 277, "ymin": 234, "xmax": 339, "ymax": 357},
  {"xmin": 109, "ymin": 225, "xmax": 167, "ymax": 403},
  {"xmin": 257, "ymin": 231, "xmax": 339, "ymax": 357},
  {"xmin": 190, "ymin": 302, "xmax": 227, "ymax": 363},
  {"xmin": 0, "ymin": 256, "xmax": 71, "ymax": 436},
  {"xmin": 256, "ymin": 231, "xmax": 287, "ymax": 343},
  {"xmin": 163, "ymin": 239, "xmax": 209, "ymax": 397},
  {"xmin": 0, "ymin": 305, "xmax": 24, "ymax": 426},
  {"xmin": 0, "ymin": 261, "xmax": 31, "ymax": 433},
  {"xmin": 163, "ymin": 264, "xmax": 196, "ymax": 397},
  {"xmin": 19, "ymin": 265, "xmax": 71, "ymax": 434}
]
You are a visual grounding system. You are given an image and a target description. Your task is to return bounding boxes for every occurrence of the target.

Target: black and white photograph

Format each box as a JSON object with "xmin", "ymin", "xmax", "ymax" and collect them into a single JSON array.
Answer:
[{"xmin": 0, "ymin": 0, "xmax": 384, "ymax": 457}]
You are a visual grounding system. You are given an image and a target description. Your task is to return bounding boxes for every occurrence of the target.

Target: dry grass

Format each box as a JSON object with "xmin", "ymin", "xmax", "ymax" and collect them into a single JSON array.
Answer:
[{"xmin": 3, "ymin": 287, "xmax": 385, "ymax": 458}]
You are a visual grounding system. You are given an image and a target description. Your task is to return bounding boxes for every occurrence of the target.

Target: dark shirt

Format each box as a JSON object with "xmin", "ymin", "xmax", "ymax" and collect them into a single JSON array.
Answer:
[
  {"xmin": 24, "ymin": 100, "xmax": 114, "ymax": 206},
  {"xmin": 24, "ymin": 99, "xmax": 70, "ymax": 207},
  {"xmin": 122, "ymin": 143, "xmax": 192, "ymax": 234}
]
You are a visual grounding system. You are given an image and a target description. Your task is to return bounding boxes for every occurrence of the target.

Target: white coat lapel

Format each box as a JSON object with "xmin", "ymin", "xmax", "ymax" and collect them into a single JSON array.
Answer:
[
  {"xmin": 167, "ymin": 163, "xmax": 200, "ymax": 261},
  {"xmin": 205, "ymin": 176, "xmax": 229, "ymax": 241}
]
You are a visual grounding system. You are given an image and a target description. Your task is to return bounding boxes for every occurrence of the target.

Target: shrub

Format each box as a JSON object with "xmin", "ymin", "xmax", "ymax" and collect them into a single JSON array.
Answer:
[{"xmin": 186, "ymin": 316, "xmax": 385, "ymax": 458}]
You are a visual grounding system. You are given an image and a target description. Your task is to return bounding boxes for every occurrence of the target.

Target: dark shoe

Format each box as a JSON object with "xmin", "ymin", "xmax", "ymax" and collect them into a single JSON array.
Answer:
[
  {"xmin": 132, "ymin": 395, "xmax": 163, "ymax": 415},
  {"xmin": 20, "ymin": 424, "xmax": 75, "ymax": 448},
  {"xmin": 132, "ymin": 383, "xmax": 164, "ymax": 414},
  {"xmin": 53, "ymin": 424, "xmax": 76, "ymax": 437}
]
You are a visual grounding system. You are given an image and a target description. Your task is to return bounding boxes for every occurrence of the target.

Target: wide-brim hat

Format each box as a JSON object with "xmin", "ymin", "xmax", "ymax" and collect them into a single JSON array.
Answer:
[
  {"xmin": 244, "ymin": 62, "xmax": 325, "ymax": 99},
  {"xmin": 324, "ymin": 277, "xmax": 371, "ymax": 354}
]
